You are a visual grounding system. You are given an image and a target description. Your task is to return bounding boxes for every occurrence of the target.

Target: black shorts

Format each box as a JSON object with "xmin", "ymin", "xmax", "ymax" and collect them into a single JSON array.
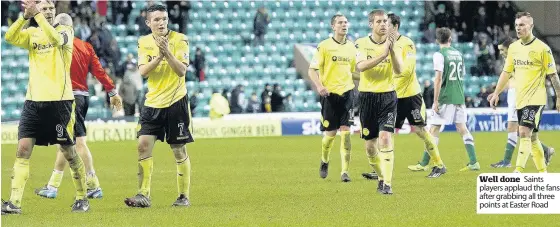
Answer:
[
  {"xmin": 137, "ymin": 95, "xmax": 194, "ymax": 144},
  {"xmin": 395, "ymin": 94, "xmax": 427, "ymax": 129},
  {"xmin": 517, "ymin": 105, "xmax": 545, "ymax": 132},
  {"xmin": 359, "ymin": 91, "xmax": 397, "ymax": 140},
  {"xmin": 320, "ymin": 90, "xmax": 353, "ymax": 131},
  {"xmin": 18, "ymin": 100, "xmax": 76, "ymax": 146},
  {"xmin": 74, "ymin": 95, "xmax": 89, "ymax": 137}
]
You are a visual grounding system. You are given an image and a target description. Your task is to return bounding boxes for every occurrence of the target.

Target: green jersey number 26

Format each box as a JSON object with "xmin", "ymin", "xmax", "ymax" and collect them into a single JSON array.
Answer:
[{"xmin": 448, "ymin": 62, "xmax": 463, "ymax": 81}]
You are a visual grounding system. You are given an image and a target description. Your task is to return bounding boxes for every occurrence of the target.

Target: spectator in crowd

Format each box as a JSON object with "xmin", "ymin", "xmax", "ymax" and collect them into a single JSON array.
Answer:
[
  {"xmin": 136, "ymin": 9, "xmax": 151, "ymax": 36},
  {"xmin": 1, "ymin": 1, "xmax": 20, "ymax": 26},
  {"xmin": 494, "ymin": 24, "xmax": 516, "ymax": 47},
  {"xmin": 450, "ymin": 1, "xmax": 462, "ymax": 27},
  {"xmin": 261, "ymin": 83, "xmax": 272, "ymax": 111},
  {"xmin": 496, "ymin": 89, "xmax": 507, "ymax": 107},
  {"xmin": 422, "ymin": 22, "xmax": 436, "ymax": 43},
  {"xmin": 167, "ymin": 0, "xmax": 190, "ymax": 33},
  {"xmin": 194, "ymin": 47, "xmax": 206, "ymax": 81},
  {"xmin": 209, "ymin": 89, "xmax": 230, "ymax": 120},
  {"xmin": 270, "ymin": 84, "xmax": 285, "ymax": 112},
  {"xmin": 422, "ymin": 80, "xmax": 434, "ymax": 108},
  {"xmin": 477, "ymin": 87, "xmax": 491, "ymax": 107},
  {"xmin": 74, "ymin": 17, "xmax": 92, "ymax": 40},
  {"xmin": 253, "ymin": 7, "xmax": 271, "ymax": 46},
  {"xmin": 263, "ymin": 96, "xmax": 272, "ymax": 113},
  {"xmin": 96, "ymin": 0, "xmax": 108, "ymax": 21},
  {"xmin": 246, "ymin": 93, "xmax": 261, "ymax": 113},
  {"xmin": 97, "ymin": 19, "xmax": 115, "ymax": 55},
  {"xmin": 456, "ymin": 21, "xmax": 471, "ymax": 42},
  {"xmin": 179, "ymin": 0, "xmax": 191, "ymax": 30},
  {"xmin": 222, "ymin": 88, "xmax": 230, "ymax": 101},
  {"xmin": 119, "ymin": 62, "xmax": 142, "ymax": 116},
  {"xmin": 55, "ymin": 0, "xmax": 70, "ymax": 14},
  {"xmin": 118, "ymin": 54, "xmax": 136, "ymax": 79},
  {"xmin": 473, "ymin": 33, "xmax": 495, "ymax": 76},
  {"xmin": 423, "ymin": 0, "xmax": 437, "ymax": 27},
  {"xmin": 107, "ymin": 39, "xmax": 121, "ymax": 75},
  {"xmin": 494, "ymin": 1, "xmax": 515, "ymax": 27},
  {"xmin": 75, "ymin": 1, "xmax": 95, "ymax": 28},
  {"xmin": 87, "ymin": 30, "xmax": 102, "ymax": 56},
  {"xmin": 472, "ymin": 6, "xmax": 490, "ymax": 36},
  {"xmin": 229, "ymin": 85, "xmax": 247, "ymax": 114},
  {"xmin": 284, "ymin": 94, "xmax": 295, "ymax": 112},
  {"xmin": 465, "ymin": 96, "xmax": 476, "ymax": 108},
  {"xmin": 434, "ymin": 4, "xmax": 452, "ymax": 28},
  {"xmin": 450, "ymin": 28, "xmax": 459, "ymax": 42},
  {"xmin": 190, "ymin": 90, "xmax": 199, "ymax": 113},
  {"xmin": 110, "ymin": 1, "xmax": 132, "ymax": 25}
]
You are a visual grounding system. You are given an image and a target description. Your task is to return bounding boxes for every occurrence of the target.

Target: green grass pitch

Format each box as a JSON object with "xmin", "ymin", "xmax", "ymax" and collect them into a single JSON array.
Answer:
[{"xmin": 2, "ymin": 132, "xmax": 559, "ymax": 226}]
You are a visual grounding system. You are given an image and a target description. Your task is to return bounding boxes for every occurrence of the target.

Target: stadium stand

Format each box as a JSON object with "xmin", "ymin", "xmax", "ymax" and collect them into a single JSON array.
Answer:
[{"xmin": 1, "ymin": 0, "xmax": 502, "ymax": 121}]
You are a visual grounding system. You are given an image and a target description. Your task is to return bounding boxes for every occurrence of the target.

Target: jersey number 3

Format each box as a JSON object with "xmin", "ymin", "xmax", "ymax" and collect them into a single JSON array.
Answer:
[{"xmin": 449, "ymin": 62, "xmax": 464, "ymax": 81}]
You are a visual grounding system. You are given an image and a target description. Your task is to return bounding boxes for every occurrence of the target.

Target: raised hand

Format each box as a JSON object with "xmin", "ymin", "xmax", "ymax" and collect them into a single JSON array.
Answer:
[
  {"xmin": 22, "ymin": 0, "xmax": 39, "ymax": 19},
  {"xmin": 154, "ymin": 35, "xmax": 170, "ymax": 57}
]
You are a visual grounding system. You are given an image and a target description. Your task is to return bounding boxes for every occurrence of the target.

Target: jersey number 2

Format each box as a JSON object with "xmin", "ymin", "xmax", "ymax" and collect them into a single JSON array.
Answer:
[
  {"xmin": 178, "ymin": 123, "xmax": 185, "ymax": 136},
  {"xmin": 449, "ymin": 62, "xmax": 463, "ymax": 81}
]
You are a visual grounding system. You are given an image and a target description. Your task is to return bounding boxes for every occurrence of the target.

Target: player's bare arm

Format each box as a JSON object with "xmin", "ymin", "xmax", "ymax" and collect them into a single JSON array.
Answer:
[
  {"xmin": 155, "ymin": 36, "xmax": 187, "ymax": 77},
  {"xmin": 352, "ymin": 71, "xmax": 360, "ymax": 80},
  {"xmin": 308, "ymin": 69, "xmax": 329, "ymax": 97},
  {"xmin": 489, "ymin": 71, "xmax": 512, "ymax": 108},
  {"xmin": 432, "ymin": 70, "xmax": 443, "ymax": 113},
  {"xmin": 138, "ymin": 54, "xmax": 164, "ymax": 78},
  {"xmin": 547, "ymin": 72, "xmax": 560, "ymax": 111},
  {"xmin": 388, "ymin": 33, "xmax": 403, "ymax": 74},
  {"xmin": 356, "ymin": 42, "xmax": 391, "ymax": 72}
]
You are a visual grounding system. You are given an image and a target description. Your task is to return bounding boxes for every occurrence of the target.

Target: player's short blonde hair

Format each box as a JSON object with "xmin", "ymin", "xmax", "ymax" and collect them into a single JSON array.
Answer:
[
  {"xmin": 515, "ymin": 12, "xmax": 532, "ymax": 19},
  {"xmin": 368, "ymin": 9, "xmax": 385, "ymax": 22}
]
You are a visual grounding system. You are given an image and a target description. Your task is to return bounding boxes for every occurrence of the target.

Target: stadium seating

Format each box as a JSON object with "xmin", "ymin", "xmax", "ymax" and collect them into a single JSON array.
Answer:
[{"xmin": 1, "ymin": 0, "xmax": 487, "ymax": 121}]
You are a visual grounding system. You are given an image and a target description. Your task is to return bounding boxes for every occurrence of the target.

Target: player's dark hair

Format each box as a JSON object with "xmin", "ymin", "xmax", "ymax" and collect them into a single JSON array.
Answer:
[
  {"xmin": 146, "ymin": 4, "xmax": 167, "ymax": 19},
  {"xmin": 515, "ymin": 11, "xmax": 532, "ymax": 19},
  {"xmin": 499, "ymin": 37, "xmax": 516, "ymax": 48},
  {"xmin": 330, "ymin": 14, "xmax": 345, "ymax": 25},
  {"xmin": 147, "ymin": 4, "xmax": 167, "ymax": 13},
  {"xmin": 368, "ymin": 9, "xmax": 385, "ymax": 22},
  {"xmin": 387, "ymin": 13, "xmax": 400, "ymax": 30},
  {"xmin": 436, "ymin": 27, "xmax": 452, "ymax": 44}
]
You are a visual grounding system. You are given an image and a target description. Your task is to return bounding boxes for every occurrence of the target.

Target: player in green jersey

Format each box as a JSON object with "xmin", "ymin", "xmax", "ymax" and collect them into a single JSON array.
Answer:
[{"xmin": 409, "ymin": 28, "xmax": 480, "ymax": 171}]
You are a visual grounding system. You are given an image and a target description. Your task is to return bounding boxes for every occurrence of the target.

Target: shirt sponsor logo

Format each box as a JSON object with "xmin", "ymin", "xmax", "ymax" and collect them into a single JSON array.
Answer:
[
  {"xmin": 331, "ymin": 56, "xmax": 351, "ymax": 62},
  {"xmin": 33, "ymin": 42, "xmax": 54, "ymax": 50},
  {"xmin": 514, "ymin": 59, "xmax": 534, "ymax": 66}
]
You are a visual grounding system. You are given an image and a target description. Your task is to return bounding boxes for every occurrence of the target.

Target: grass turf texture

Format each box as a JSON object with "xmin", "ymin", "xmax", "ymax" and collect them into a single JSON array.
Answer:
[{"xmin": 2, "ymin": 132, "xmax": 559, "ymax": 226}]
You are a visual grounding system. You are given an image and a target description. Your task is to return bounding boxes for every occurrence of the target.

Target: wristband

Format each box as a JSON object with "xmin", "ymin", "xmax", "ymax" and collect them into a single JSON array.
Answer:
[{"xmin": 108, "ymin": 90, "xmax": 118, "ymax": 97}]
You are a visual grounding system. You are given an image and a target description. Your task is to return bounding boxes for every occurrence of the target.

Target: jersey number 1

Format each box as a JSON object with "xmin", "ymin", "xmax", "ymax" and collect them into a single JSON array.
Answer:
[{"xmin": 449, "ymin": 62, "xmax": 463, "ymax": 81}]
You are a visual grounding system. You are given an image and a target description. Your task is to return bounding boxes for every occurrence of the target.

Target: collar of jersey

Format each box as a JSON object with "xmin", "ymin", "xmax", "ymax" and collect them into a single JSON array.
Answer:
[
  {"xmin": 369, "ymin": 35, "xmax": 386, "ymax": 45},
  {"xmin": 151, "ymin": 30, "xmax": 172, "ymax": 39},
  {"xmin": 331, "ymin": 37, "xmax": 347, "ymax": 45},
  {"xmin": 521, "ymin": 36, "xmax": 536, "ymax": 46}
]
